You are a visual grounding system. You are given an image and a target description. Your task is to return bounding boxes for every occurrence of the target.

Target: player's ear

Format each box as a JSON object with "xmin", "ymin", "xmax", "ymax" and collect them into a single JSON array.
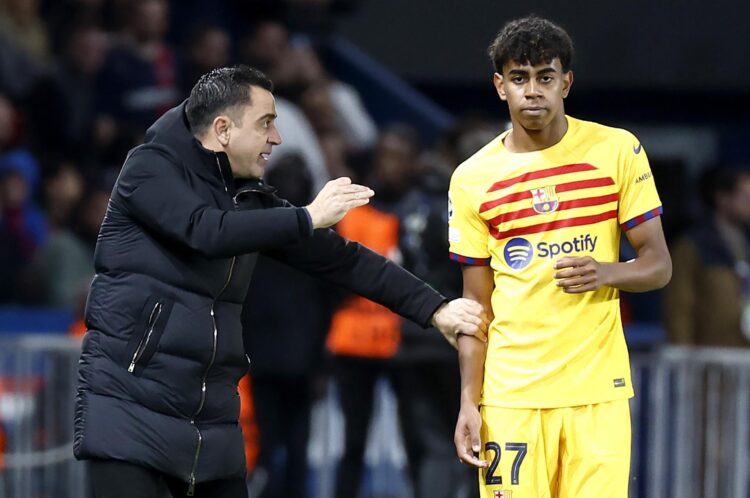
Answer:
[
  {"xmin": 493, "ymin": 73, "xmax": 507, "ymax": 101},
  {"xmin": 212, "ymin": 115, "xmax": 231, "ymax": 146},
  {"xmin": 562, "ymin": 70, "xmax": 574, "ymax": 99}
]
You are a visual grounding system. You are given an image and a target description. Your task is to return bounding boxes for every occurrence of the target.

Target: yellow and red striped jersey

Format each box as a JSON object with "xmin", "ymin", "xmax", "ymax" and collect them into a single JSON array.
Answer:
[{"xmin": 448, "ymin": 116, "xmax": 662, "ymax": 408}]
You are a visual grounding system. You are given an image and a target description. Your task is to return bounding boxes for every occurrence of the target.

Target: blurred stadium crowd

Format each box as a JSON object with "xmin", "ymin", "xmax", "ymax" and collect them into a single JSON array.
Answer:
[{"xmin": 0, "ymin": 0, "xmax": 748, "ymax": 497}]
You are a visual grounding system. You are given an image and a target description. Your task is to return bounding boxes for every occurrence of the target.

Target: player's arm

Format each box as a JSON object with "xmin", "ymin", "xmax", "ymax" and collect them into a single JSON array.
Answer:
[
  {"xmin": 554, "ymin": 216, "xmax": 672, "ymax": 293},
  {"xmin": 455, "ymin": 264, "xmax": 493, "ymax": 468}
]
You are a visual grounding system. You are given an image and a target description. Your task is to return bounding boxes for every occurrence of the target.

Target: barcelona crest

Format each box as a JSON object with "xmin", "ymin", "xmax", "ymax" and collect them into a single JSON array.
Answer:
[
  {"xmin": 494, "ymin": 491, "xmax": 512, "ymax": 498},
  {"xmin": 530, "ymin": 185, "xmax": 559, "ymax": 214}
]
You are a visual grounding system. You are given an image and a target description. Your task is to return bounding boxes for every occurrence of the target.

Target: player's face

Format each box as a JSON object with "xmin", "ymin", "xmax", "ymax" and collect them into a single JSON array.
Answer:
[
  {"xmin": 224, "ymin": 86, "xmax": 282, "ymax": 179},
  {"xmin": 493, "ymin": 58, "xmax": 572, "ymax": 131}
]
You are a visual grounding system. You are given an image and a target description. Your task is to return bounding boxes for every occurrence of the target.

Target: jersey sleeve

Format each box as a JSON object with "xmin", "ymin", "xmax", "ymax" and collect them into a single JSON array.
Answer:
[
  {"xmin": 448, "ymin": 172, "xmax": 491, "ymax": 265},
  {"xmin": 617, "ymin": 135, "xmax": 663, "ymax": 231}
]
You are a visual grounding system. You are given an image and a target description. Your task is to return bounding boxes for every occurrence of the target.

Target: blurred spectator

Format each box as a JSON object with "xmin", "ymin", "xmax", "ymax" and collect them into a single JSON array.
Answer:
[
  {"xmin": 26, "ymin": 21, "xmax": 108, "ymax": 167},
  {"xmin": 272, "ymin": 96, "xmax": 329, "ymax": 191},
  {"xmin": 240, "ymin": 21, "xmax": 289, "ymax": 78},
  {"xmin": 242, "ymin": 19, "xmax": 377, "ymax": 154},
  {"xmin": 391, "ymin": 124, "xmax": 479, "ymax": 498},
  {"xmin": 96, "ymin": 0, "xmax": 179, "ymax": 129},
  {"xmin": 0, "ymin": 0, "xmax": 49, "ymax": 61},
  {"xmin": 664, "ymin": 165, "xmax": 750, "ymax": 346},
  {"xmin": 0, "ymin": 0, "xmax": 50, "ymax": 97},
  {"xmin": 0, "ymin": 149, "xmax": 45, "ymax": 244},
  {"xmin": 295, "ymin": 49, "xmax": 377, "ymax": 151},
  {"xmin": 26, "ymin": 184, "xmax": 107, "ymax": 308},
  {"xmin": 0, "ymin": 151, "xmax": 47, "ymax": 303},
  {"xmin": 328, "ymin": 125, "xmax": 424, "ymax": 498},
  {"xmin": 241, "ymin": 20, "xmax": 376, "ymax": 186},
  {"xmin": 180, "ymin": 24, "xmax": 231, "ymax": 98},
  {"xmin": 299, "ymin": 83, "xmax": 353, "ymax": 178},
  {"xmin": 0, "ymin": 93, "xmax": 24, "ymax": 152},
  {"xmin": 299, "ymin": 76, "xmax": 376, "ymax": 161},
  {"xmin": 43, "ymin": 0, "xmax": 112, "ymax": 47},
  {"xmin": 0, "ymin": 0, "xmax": 50, "ymax": 99},
  {"xmin": 241, "ymin": 22, "xmax": 330, "ymax": 190},
  {"xmin": 42, "ymin": 161, "xmax": 85, "ymax": 230},
  {"xmin": 424, "ymin": 116, "xmax": 504, "ymax": 177},
  {"xmin": 242, "ymin": 154, "xmax": 332, "ymax": 498}
]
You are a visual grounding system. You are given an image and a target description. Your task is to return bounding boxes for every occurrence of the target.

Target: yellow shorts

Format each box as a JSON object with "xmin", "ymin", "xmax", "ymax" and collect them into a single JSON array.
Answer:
[{"xmin": 478, "ymin": 399, "xmax": 630, "ymax": 498}]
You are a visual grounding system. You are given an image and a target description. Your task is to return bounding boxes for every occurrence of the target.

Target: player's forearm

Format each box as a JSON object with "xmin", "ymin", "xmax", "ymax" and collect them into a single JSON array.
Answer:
[
  {"xmin": 603, "ymin": 246, "xmax": 672, "ymax": 293},
  {"xmin": 458, "ymin": 334, "xmax": 487, "ymax": 406}
]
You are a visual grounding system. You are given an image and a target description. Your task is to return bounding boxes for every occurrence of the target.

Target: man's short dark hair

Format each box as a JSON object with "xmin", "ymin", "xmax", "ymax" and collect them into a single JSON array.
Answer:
[
  {"xmin": 488, "ymin": 16, "xmax": 574, "ymax": 74},
  {"xmin": 186, "ymin": 65, "xmax": 273, "ymax": 136}
]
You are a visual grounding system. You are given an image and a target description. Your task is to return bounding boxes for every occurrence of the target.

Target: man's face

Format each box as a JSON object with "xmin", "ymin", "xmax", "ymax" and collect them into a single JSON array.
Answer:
[
  {"xmin": 375, "ymin": 133, "xmax": 419, "ymax": 190},
  {"xmin": 494, "ymin": 58, "xmax": 572, "ymax": 131},
  {"xmin": 224, "ymin": 86, "xmax": 282, "ymax": 179}
]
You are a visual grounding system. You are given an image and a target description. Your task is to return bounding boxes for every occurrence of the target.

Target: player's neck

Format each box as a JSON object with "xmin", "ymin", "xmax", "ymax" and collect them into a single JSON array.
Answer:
[{"xmin": 506, "ymin": 113, "xmax": 568, "ymax": 153}]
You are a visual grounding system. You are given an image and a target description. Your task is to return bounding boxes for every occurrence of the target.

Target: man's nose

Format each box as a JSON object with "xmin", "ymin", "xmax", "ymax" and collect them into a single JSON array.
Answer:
[
  {"xmin": 525, "ymin": 80, "xmax": 542, "ymax": 97},
  {"xmin": 269, "ymin": 127, "xmax": 282, "ymax": 145}
]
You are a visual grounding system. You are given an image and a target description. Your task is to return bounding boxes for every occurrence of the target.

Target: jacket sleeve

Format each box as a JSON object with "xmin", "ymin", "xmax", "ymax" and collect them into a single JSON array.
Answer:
[
  {"xmin": 263, "ymin": 199, "xmax": 447, "ymax": 328},
  {"xmin": 114, "ymin": 146, "xmax": 312, "ymax": 258}
]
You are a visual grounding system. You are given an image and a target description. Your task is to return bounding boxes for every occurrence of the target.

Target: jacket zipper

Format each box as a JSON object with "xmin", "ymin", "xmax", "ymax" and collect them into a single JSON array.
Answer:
[
  {"xmin": 128, "ymin": 302, "xmax": 163, "ymax": 373},
  {"xmin": 187, "ymin": 257, "xmax": 235, "ymax": 495},
  {"xmin": 187, "ymin": 155, "xmax": 238, "ymax": 495}
]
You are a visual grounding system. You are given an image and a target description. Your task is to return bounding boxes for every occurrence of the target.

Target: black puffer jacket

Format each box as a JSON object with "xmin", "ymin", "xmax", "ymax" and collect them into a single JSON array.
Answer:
[{"xmin": 74, "ymin": 102, "xmax": 446, "ymax": 490}]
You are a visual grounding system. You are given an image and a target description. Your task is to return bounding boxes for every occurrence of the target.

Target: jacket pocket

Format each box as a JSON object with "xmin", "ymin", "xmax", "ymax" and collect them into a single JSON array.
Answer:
[{"xmin": 125, "ymin": 297, "xmax": 174, "ymax": 376}]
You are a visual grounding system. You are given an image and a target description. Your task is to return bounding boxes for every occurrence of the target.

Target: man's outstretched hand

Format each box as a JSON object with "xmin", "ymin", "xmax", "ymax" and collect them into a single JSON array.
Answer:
[
  {"xmin": 431, "ymin": 298, "xmax": 489, "ymax": 348},
  {"xmin": 305, "ymin": 177, "xmax": 374, "ymax": 229}
]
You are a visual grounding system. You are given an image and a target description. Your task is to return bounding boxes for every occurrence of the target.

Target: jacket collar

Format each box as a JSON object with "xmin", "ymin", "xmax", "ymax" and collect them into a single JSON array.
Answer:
[{"xmin": 144, "ymin": 100, "xmax": 229, "ymax": 185}]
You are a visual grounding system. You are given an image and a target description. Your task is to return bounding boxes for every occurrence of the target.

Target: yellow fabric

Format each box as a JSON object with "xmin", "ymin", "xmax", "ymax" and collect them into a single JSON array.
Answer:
[
  {"xmin": 478, "ymin": 399, "xmax": 631, "ymax": 498},
  {"xmin": 449, "ymin": 116, "xmax": 662, "ymax": 407}
]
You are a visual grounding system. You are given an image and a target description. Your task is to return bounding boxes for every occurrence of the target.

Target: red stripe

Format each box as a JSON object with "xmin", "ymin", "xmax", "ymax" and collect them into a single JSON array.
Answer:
[
  {"xmin": 479, "ymin": 176, "xmax": 615, "ymax": 213},
  {"xmin": 490, "ymin": 210, "xmax": 618, "ymax": 240},
  {"xmin": 487, "ymin": 193, "xmax": 619, "ymax": 225},
  {"xmin": 486, "ymin": 163, "xmax": 597, "ymax": 193}
]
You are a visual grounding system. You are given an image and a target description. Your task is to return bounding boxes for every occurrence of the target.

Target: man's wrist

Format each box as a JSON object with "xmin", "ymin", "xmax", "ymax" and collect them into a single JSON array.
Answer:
[
  {"xmin": 600, "ymin": 261, "xmax": 617, "ymax": 288},
  {"xmin": 304, "ymin": 206, "xmax": 319, "ymax": 230},
  {"xmin": 460, "ymin": 393, "xmax": 480, "ymax": 408},
  {"xmin": 430, "ymin": 302, "xmax": 447, "ymax": 327}
]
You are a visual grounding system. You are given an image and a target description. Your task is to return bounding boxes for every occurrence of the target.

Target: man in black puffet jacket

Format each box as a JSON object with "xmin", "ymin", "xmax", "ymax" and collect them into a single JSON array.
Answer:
[{"xmin": 74, "ymin": 65, "xmax": 489, "ymax": 498}]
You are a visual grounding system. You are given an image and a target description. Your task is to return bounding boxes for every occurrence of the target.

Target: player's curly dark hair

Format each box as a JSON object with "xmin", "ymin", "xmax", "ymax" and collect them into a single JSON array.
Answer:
[{"xmin": 488, "ymin": 16, "xmax": 574, "ymax": 74}]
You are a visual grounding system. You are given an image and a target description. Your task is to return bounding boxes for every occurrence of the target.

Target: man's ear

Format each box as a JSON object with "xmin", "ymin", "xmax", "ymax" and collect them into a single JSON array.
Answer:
[
  {"xmin": 562, "ymin": 70, "xmax": 574, "ymax": 99},
  {"xmin": 493, "ymin": 72, "xmax": 507, "ymax": 101},
  {"xmin": 212, "ymin": 115, "xmax": 231, "ymax": 146}
]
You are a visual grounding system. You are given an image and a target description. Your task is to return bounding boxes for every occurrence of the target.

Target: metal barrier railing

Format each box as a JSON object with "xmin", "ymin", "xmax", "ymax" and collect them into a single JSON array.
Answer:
[
  {"xmin": 1, "ymin": 336, "xmax": 749, "ymax": 498},
  {"xmin": 0, "ymin": 335, "xmax": 87, "ymax": 498},
  {"xmin": 631, "ymin": 346, "xmax": 750, "ymax": 498}
]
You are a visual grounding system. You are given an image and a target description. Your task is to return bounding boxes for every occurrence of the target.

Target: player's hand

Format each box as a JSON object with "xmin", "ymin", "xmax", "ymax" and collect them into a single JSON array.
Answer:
[
  {"xmin": 305, "ymin": 177, "xmax": 374, "ymax": 229},
  {"xmin": 454, "ymin": 403, "xmax": 488, "ymax": 468},
  {"xmin": 431, "ymin": 298, "xmax": 490, "ymax": 348},
  {"xmin": 554, "ymin": 256, "xmax": 612, "ymax": 293}
]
